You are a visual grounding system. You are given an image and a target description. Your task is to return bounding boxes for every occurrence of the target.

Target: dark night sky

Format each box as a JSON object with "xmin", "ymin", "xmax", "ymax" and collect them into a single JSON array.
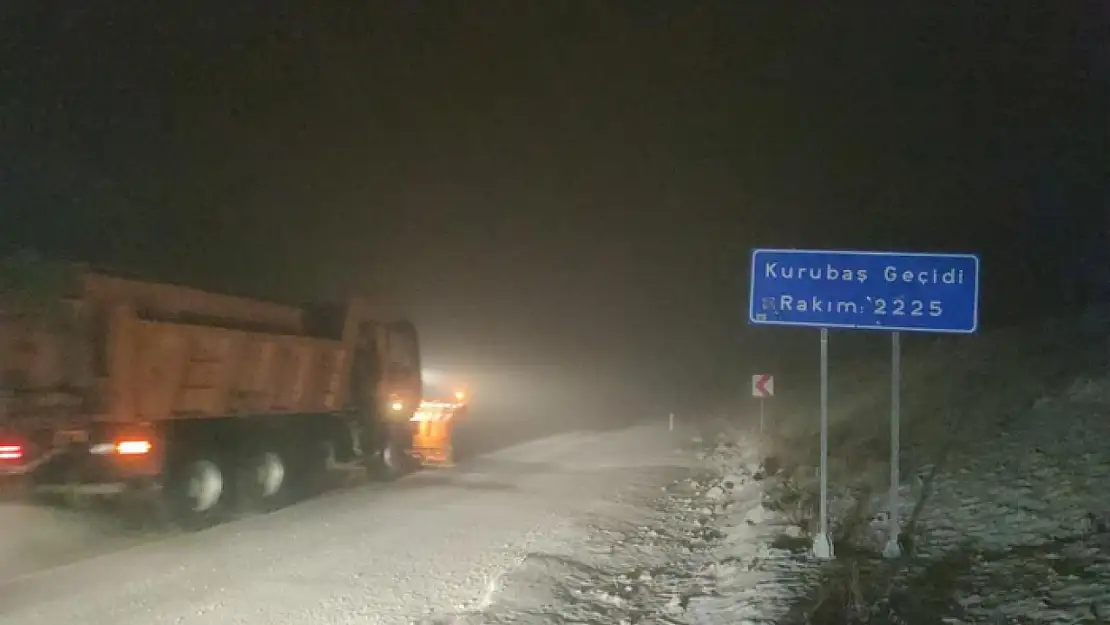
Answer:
[{"xmin": 2, "ymin": 2, "xmax": 1108, "ymax": 414}]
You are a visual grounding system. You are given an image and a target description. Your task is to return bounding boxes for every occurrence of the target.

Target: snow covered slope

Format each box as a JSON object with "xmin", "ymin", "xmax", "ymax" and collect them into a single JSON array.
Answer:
[
  {"xmin": 692, "ymin": 309, "xmax": 1110, "ymax": 623},
  {"xmin": 892, "ymin": 373, "xmax": 1110, "ymax": 623}
]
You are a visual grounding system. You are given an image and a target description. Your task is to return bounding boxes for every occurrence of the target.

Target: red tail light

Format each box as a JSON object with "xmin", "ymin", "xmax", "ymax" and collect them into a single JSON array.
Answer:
[{"xmin": 0, "ymin": 444, "xmax": 24, "ymax": 461}]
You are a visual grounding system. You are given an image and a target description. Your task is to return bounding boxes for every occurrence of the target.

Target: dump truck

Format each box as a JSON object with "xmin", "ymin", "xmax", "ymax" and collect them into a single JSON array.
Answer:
[{"xmin": 0, "ymin": 257, "xmax": 422, "ymax": 525}]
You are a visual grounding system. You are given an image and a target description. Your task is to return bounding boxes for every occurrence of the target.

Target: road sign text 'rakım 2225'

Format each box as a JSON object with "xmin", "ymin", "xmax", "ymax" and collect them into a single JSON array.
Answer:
[{"xmin": 748, "ymin": 249, "xmax": 980, "ymax": 333}]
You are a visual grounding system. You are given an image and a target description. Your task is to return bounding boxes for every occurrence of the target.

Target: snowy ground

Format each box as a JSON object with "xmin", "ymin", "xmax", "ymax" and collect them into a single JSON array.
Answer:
[
  {"xmin": 1, "ymin": 315, "xmax": 1105, "ymax": 625},
  {"xmin": 454, "ymin": 310, "xmax": 1110, "ymax": 624},
  {"xmin": 0, "ymin": 502, "xmax": 169, "ymax": 580},
  {"xmin": 0, "ymin": 423, "xmax": 696, "ymax": 625},
  {"xmin": 661, "ymin": 311, "xmax": 1110, "ymax": 624},
  {"xmin": 892, "ymin": 374, "xmax": 1110, "ymax": 624},
  {"xmin": 418, "ymin": 423, "xmax": 823, "ymax": 625}
]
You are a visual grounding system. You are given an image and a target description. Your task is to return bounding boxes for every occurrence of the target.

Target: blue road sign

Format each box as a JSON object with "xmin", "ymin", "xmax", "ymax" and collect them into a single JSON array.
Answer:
[{"xmin": 748, "ymin": 249, "xmax": 980, "ymax": 333}]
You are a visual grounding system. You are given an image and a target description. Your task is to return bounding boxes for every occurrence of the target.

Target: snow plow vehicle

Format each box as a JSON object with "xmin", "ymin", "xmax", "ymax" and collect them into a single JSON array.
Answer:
[
  {"xmin": 410, "ymin": 388, "xmax": 469, "ymax": 468},
  {"xmin": 0, "ymin": 257, "xmax": 422, "ymax": 524}
]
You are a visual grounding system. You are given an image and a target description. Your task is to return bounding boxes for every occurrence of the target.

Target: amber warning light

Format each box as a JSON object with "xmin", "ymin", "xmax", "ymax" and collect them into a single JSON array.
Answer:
[
  {"xmin": 90, "ymin": 439, "xmax": 153, "ymax": 455},
  {"xmin": 117, "ymin": 440, "xmax": 153, "ymax": 455}
]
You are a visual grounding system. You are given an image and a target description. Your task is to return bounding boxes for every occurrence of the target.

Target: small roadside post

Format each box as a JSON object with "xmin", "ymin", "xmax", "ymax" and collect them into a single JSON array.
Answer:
[
  {"xmin": 751, "ymin": 373, "xmax": 774, "ymax": 435},
  {"xmin": 748, "ymin": 248, "xmax": 980, "ymax": 561}
]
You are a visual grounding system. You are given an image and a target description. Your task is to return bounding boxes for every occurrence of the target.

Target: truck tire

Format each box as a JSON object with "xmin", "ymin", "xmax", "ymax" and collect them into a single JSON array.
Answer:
[
  {"xmin": 166, "ymin": 455, "xmax": 227, "ymax": 529},
  {"xmin": 366, "ymin": 432, "xmax": 408, "ymax": 482},
  {"xmin": 237, "ymin": 448, "xmax": 288, "ymax": 512}
]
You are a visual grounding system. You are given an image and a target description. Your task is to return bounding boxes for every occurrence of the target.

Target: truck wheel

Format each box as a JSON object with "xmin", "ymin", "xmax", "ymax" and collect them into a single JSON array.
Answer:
[
  {"xmin": 367, "ymin": 437, "xmax": 407, "ymax": 482},
  {"xmin": 168, "ymin": 457, "xmax": 226, "ymax": 529},
  {"xmin": 238, "ymin": 450, "xmax": 287, "ymax": 512}
]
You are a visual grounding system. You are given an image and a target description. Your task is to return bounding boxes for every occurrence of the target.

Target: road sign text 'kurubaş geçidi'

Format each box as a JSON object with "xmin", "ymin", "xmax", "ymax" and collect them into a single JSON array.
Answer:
[{"xmin": 748, "ymin": 249, "xmax": 980, "ymax": 333}]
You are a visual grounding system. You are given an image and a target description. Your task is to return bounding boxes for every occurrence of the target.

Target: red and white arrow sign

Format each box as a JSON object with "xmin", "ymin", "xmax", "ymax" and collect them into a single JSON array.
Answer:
[{"xmin": 751, "ymin": 374, "xmax": 774, "ymax": 398}]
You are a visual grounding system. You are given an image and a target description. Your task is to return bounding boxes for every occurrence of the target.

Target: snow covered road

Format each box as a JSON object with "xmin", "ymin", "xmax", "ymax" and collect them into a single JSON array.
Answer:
[{"xmin": 0, "ymin": 422, "xmax": 695, "ymax": 625}]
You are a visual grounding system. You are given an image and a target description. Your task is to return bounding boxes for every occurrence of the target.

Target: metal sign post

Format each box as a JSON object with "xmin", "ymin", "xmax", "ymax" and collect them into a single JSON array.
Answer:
[
  {"xmin": 883, "ymin": 331, "xmax": 902, "ymax": 558},
  {"xmin": 814, "ymin": 327, "xmax": 833, "ymax": 559},
  {"xmin": 748, "ymin": 248, "xmax": 981, "ymax": 562}
]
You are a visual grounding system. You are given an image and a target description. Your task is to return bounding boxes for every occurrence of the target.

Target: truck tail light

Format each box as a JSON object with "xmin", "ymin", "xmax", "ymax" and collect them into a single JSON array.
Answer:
[
  {"xmin": 0, "ymin": 444, "xmax": 23, "ymax": 461},
  {"xmin": 90, "ymin": 439, "xmax": 154, "ymax": 455},
  {"xmin": 116, "ymin": 440, "xmax": 152, "ymax": 455}
]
